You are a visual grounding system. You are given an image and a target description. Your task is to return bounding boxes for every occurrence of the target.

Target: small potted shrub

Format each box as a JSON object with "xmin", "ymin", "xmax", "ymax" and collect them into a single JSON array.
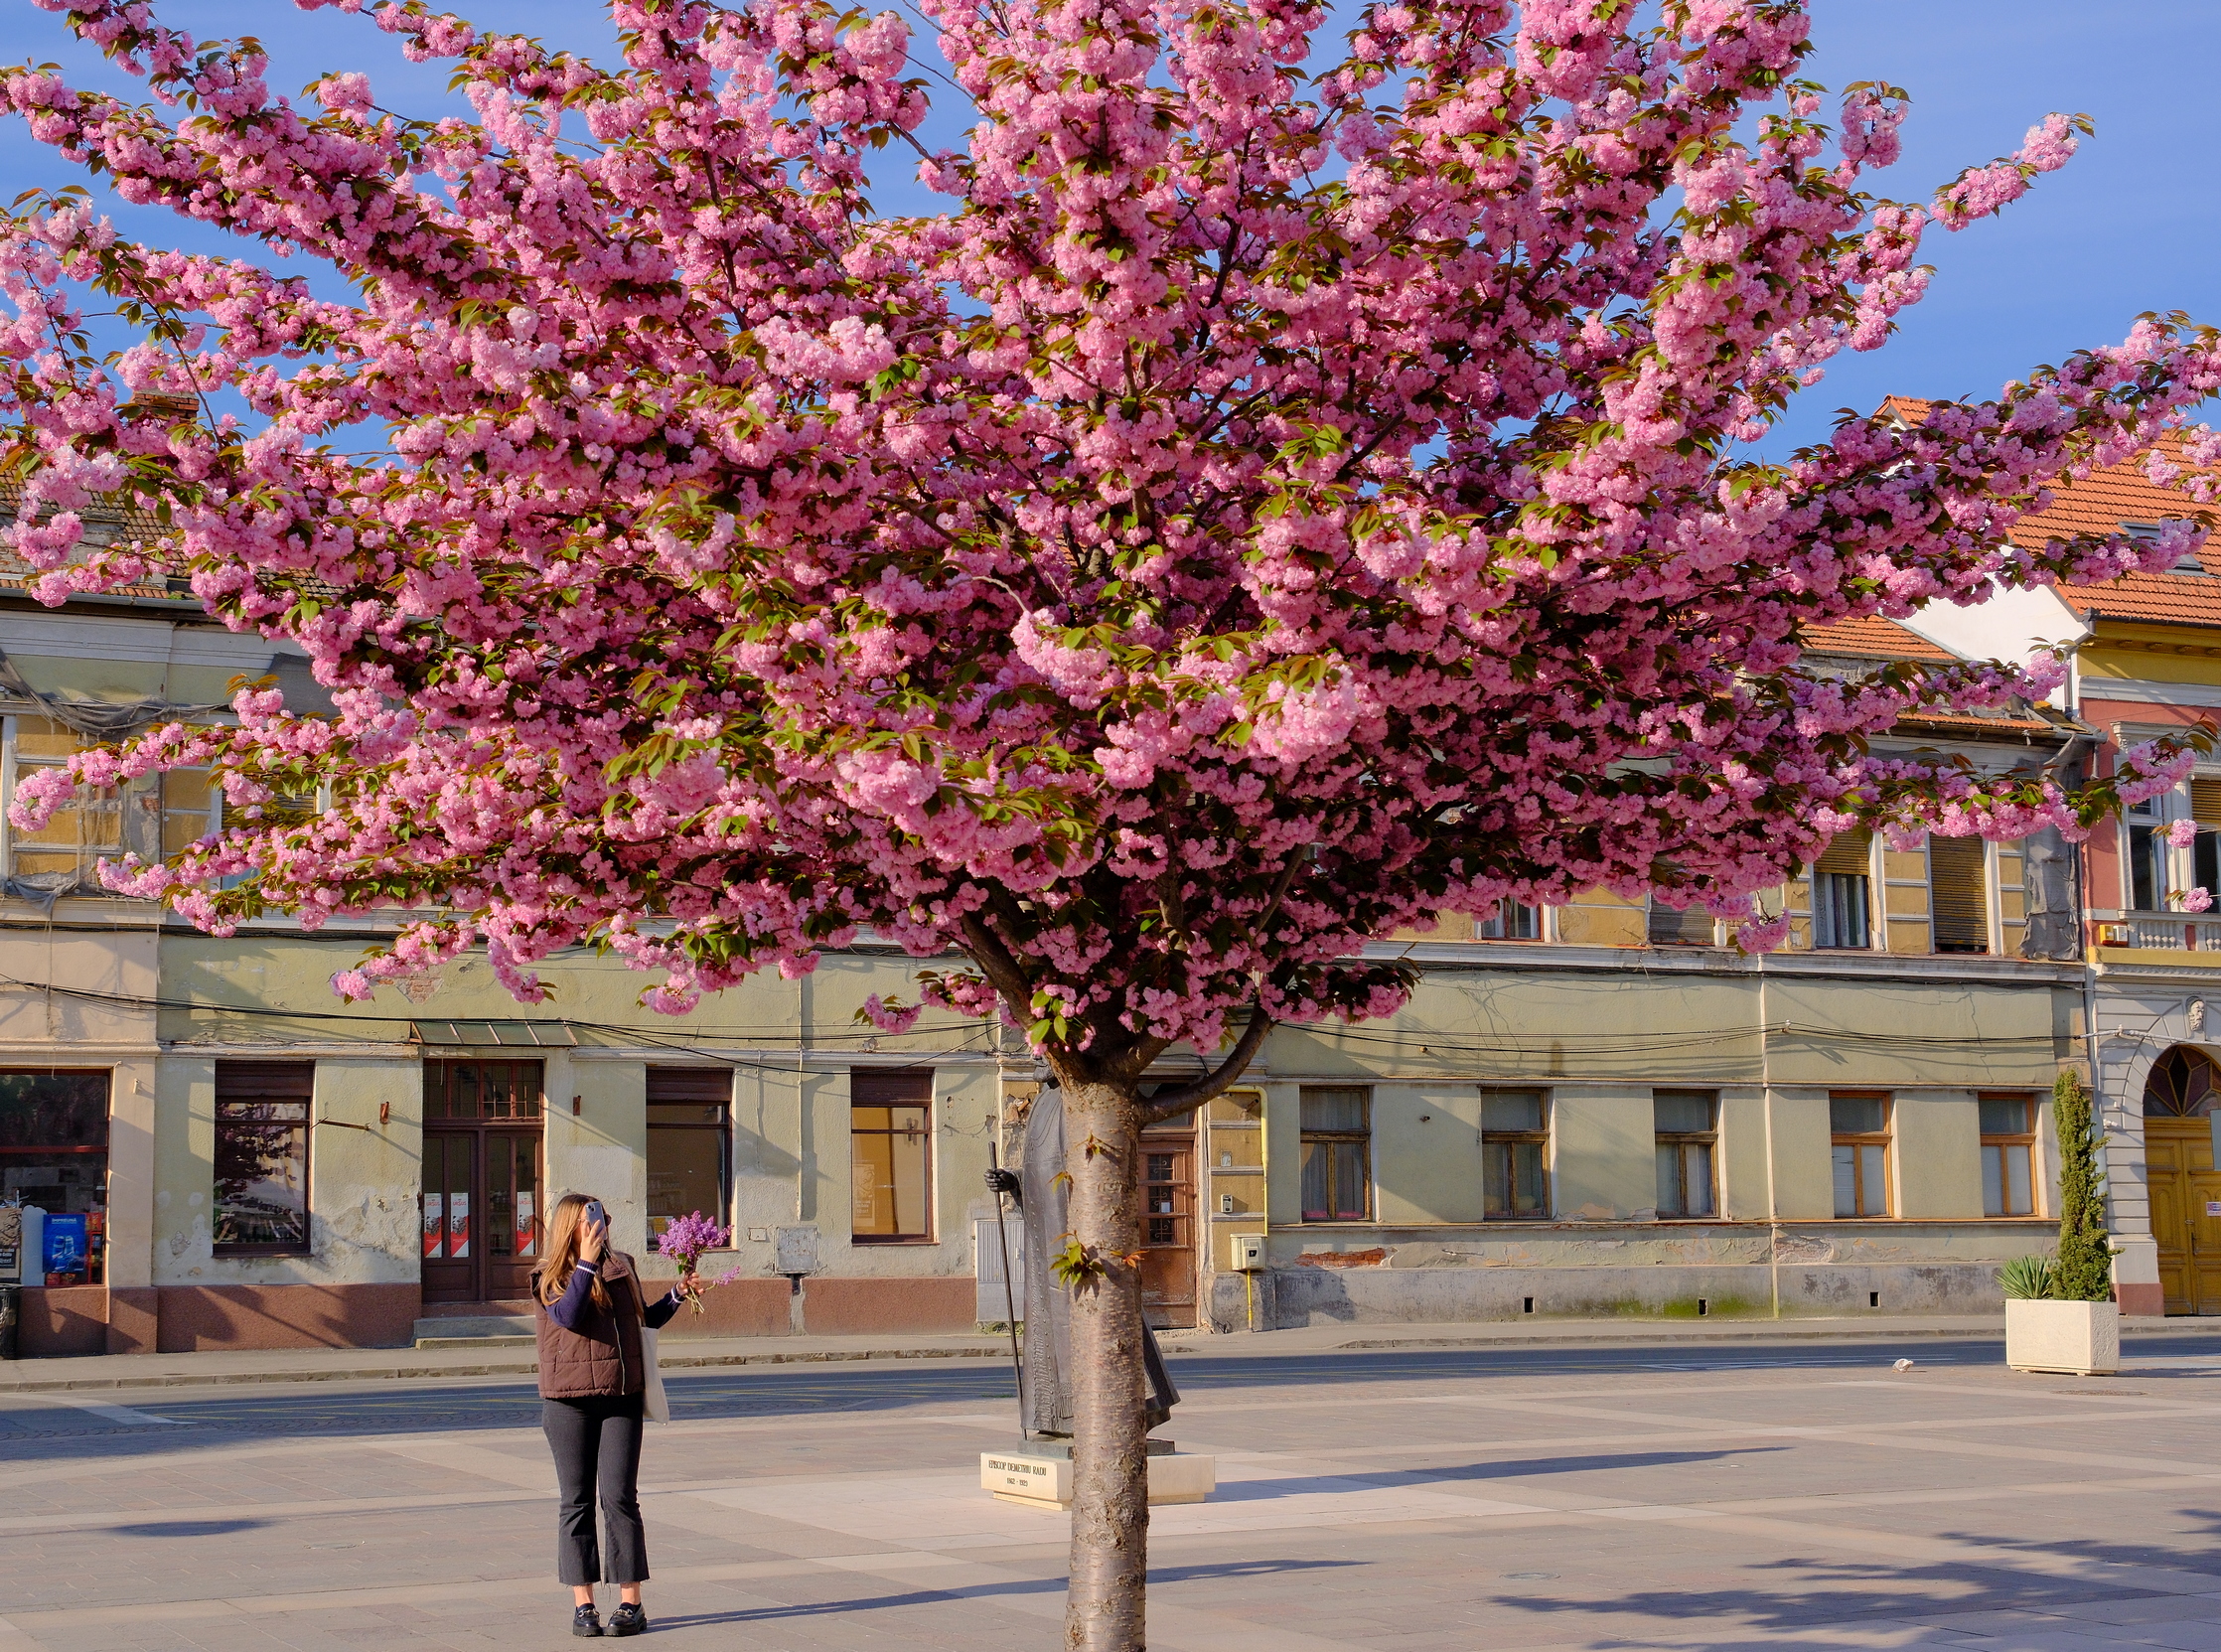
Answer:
[{"xmin": 2003, "ymin": 1072, "xmax": 2121, "ymax": 1376}]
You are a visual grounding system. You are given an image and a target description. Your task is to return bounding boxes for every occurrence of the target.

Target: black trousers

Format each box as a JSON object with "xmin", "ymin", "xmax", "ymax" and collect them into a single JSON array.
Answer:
[{"xmin": 542, "ymin": 1394, "xmax": 649, "ymax": 1586}]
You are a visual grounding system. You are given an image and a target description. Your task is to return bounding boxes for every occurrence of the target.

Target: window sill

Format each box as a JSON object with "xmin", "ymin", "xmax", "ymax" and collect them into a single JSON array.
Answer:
[
  {"xmin": 213, "ymin": 1247, "xmax": 312, "ymax": 1259},
  {"xmin": 851, "ymin": 1235, "xmax": 937, "ymax": 1246}
]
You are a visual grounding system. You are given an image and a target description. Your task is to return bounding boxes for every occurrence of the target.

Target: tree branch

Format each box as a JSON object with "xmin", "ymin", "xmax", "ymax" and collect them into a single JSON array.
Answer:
[{"xmin": 1139, "ymin": 1001, "xmax": 1273, "ymax": 1123}]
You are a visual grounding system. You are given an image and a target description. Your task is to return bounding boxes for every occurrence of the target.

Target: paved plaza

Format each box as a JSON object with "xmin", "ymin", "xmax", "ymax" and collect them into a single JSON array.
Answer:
[{"xmin": 9, "ymin": 1335, "xmax": 2221, "ymax": 1650}]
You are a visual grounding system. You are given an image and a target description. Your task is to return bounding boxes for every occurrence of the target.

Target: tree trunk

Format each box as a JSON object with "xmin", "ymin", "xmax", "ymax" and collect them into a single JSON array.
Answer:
[{"xmin": 1061, "ymin": 1077, "xmax": 1150, "ymax": 1651}]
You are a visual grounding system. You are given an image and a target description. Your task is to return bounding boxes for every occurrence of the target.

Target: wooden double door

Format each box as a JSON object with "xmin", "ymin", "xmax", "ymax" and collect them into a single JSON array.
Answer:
[
  {"xmin": 2147, "ymin": 1117, "xmax": 2221, "ymax": 1315},
  {"xmin": 421, "ymin": 1061, "xmax": 544, "ymax": 1305},
  {"xmin": 1139, "ymin": 1119, "xmax": 1197, "ymax": 1329}
]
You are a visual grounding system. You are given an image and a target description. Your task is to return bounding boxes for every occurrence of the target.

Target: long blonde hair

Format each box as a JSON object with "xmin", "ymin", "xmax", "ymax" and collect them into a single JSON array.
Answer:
[{"xmin": 540, "ymin": 1192, "xmax": 612, "ymax": 1312}]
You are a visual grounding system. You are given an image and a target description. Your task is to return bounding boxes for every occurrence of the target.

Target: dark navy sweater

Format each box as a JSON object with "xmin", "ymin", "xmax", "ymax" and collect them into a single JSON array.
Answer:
[{"xmin": 548, "ymin": 1259, "xmax": 683, "ymax": 1333}]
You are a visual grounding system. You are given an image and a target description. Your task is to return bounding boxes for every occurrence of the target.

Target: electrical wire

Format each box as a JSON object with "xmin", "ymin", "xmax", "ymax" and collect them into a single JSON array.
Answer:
[{"xmin": 1, "ymin": 972, "xmax": 2071, "ymax": 1063}]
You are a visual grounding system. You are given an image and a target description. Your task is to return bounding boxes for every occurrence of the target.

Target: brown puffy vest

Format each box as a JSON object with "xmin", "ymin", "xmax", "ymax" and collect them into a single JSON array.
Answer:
[{"xmin": 533, "ymin": 1250, "xmax": 647, "ymax": 1400}]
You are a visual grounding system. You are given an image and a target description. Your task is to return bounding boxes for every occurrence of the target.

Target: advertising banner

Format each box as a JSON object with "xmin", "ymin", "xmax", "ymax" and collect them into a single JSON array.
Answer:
[
  {"xmin": 449, "ymin": 1193, "xmax": 470, "ymax": 1259},
  {"xmin": 422, "ymin": 1193, "xmax": 443, "ymax": 1260},
  {"xmin": 44, "ymin": 1213, "xmax": 87, "ymax": 1287},
  {"xmin": 0, "ymin": 1205, "xmax": 19, "ymax": 1285},
  {"xmin": 516, "ymin": 1191, "xmax": 535, "ymax": 1258}
]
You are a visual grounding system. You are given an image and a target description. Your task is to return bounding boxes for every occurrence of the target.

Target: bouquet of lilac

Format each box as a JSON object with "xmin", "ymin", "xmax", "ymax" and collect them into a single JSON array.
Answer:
[{"xmin": 656, "ymin": 1210, "xmax": 733, "ymax": 1314}]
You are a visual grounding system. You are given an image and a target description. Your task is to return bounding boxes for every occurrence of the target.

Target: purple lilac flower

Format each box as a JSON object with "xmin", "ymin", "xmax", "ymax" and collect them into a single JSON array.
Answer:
[{"xmin": 656, "ymin": 1210, "xmax": 732, "ymax": 1312}]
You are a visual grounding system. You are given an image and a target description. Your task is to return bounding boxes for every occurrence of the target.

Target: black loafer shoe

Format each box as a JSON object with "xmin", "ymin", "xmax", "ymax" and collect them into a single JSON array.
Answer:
[
  {"xmin": 608, "ymin": 1601, "xmax": 648, "ymax": 1637},
  {"xmin": 573, "ymin": 1603, "xmax": 604, "ymax": 1637}
]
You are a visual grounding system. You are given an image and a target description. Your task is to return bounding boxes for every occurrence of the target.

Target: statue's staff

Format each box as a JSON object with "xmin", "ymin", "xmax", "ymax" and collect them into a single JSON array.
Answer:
[{"xmin": 986, "ymin": 1133, "xmax": 1027, "ymax": 1443}]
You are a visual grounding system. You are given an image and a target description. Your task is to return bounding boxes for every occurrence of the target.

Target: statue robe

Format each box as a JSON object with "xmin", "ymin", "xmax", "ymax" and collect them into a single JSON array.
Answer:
[{"xmin": 1018, "ymin": 1084, "xmax": 1180, "ymax": 1436}]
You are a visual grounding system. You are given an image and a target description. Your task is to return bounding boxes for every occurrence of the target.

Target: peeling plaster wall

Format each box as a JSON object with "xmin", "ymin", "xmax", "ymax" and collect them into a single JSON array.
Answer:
[{"xmin": 153, "ymin": 1055, "xmax": 421, "ymax": 1288}]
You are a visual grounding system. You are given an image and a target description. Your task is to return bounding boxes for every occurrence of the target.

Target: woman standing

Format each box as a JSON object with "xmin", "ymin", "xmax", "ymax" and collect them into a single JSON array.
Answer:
[{"xmin": 533, "ymin": 1191, "xmax": 685, "ymax": 1638}]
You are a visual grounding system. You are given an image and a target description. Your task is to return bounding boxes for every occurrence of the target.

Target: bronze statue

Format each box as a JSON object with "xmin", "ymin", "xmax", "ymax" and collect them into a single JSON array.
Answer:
[{"xmin": 985, "ymin": 1083, "xmax": 1179, "ymax": 1436}]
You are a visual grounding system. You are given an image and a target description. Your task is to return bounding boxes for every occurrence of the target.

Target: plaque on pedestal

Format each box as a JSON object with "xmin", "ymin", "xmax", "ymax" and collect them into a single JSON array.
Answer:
[{"xmin": 980, "ymin": 1441, "xmax": 1216, "ymax": 1510}]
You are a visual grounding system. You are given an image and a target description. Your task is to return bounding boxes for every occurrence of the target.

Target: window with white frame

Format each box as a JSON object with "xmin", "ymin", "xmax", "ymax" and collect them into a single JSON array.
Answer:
[
  {"xmin": 1647, "ymin": 899, "xmax": 1716, "ymax": 947},
  {"xmin": 1811, "ymin": 830, "xmax": 1874, "ymax": 950},
  {"xmin": 1478, "ymin": 899, "xmax": 1541, "ymax": 941},
  {"xmin": 2, "ymin": 716, "xmax": 222, "ymax": 892},
  {"xmin": 2124, "ymin": 792, "xmax": 2168, "ymax": 912},
  {"xmin": 2191, "ymin": 778, "xmax": 2221, "ymax": 898},
  {"xmin": 1927, "ymin": 835, "xmax": 1990, "ymax": 955}
]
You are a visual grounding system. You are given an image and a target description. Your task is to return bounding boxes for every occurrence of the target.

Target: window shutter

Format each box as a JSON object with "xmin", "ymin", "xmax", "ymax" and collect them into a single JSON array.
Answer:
[
  {"xmin": 1815, "ymin": 829, "xmax": 1871, "ymax": 876},
  {"xmin": 646, "ymin": 1067, "xmax": 732, "ymax": 1105},
  {"xmin": 852, "ymin": 1069, "xmax": 932, "ymax": 1105},
  {"xmin": 2192, "ymin": 777, "xmax": 2221, "ymax": 826},
  {"xmin": 1929, "ymin": 836, "xmax": 1989, "ymax": 953},
  {"xmin": 1647, "ymin": 903, "xmax": 1715, "ymax": 946}
]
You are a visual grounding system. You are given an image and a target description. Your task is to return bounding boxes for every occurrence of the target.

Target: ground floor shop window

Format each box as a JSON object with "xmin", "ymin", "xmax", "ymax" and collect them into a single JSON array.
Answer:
[
  {"xmin": 1653, "ymin": 1090, "xmax": 1717, "ymax": 1217},
  {"xmin": 1482, "ymin": 1090, "xmax": 1550, "ymax": 1218},
  {"xmin": 647, "ymin": 1067, "xmax": 733, "ymax": 1248},
  {"xmin": 0, "ymin": 1069, "xmax": 110, "ymax": 1283},
  {"xmin": 1299, "ymin": 1087, "xmax": 1371, "ymax": 1221},
  {"xmin": 214, "ymin": 1062, "xmax": 313, "ymax": 1255},
  {"xmin": 850, "ymin": 1069, "xmax": 933, "ymax": 1242},
  {"xmin": 1979, "ymin": 1093, "xmax": 2038, "ymax": 1218},
  {"xmin": 1831, "ymin": 1092, "xmax": 1892, "ymax": 1218}
]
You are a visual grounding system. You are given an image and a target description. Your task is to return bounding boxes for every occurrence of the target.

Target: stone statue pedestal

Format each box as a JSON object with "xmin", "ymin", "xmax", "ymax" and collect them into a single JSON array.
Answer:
[{"xmin": 980, "ymin": 1439, "xmax": 1217, "ymax": 1510}]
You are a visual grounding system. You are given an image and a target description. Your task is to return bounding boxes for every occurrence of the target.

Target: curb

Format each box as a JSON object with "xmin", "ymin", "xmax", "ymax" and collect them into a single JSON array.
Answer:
[
  {"xmin": 0, "ymin": 1344, "xmax": 1009, "ymax": 1394},
  {"xmin": 6, "ymin": 1319, "xmax": 2216, "ymax": 1395},
  {"xmin": 1330, "ymin": 1321, "xmax": 2221, "ymax": 1352}
]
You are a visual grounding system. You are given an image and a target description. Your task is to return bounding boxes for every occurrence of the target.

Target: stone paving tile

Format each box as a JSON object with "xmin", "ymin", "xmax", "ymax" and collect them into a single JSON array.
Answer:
[{"xmin": 11, "ymin": 1350, "xmax": 2221, "ymax": 1649}]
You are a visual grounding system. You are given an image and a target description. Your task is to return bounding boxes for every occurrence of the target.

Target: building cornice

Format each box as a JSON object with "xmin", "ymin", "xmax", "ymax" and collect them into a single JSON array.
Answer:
[{"xmin": 1373, "ymin": 939, "xmax": 2086, "ymax": 988}]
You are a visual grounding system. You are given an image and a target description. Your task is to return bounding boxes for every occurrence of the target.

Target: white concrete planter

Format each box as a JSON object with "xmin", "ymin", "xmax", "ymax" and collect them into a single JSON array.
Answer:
[{"xmin": 2005, "ymin": 1298, "xmax": 2120, "ymax": 1375}]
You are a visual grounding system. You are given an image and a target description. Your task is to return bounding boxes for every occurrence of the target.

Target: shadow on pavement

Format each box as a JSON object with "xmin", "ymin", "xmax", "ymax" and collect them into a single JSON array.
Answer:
[
  {"xmin": 106, "ymin": 1517, "xmax": 270, "ymax": 1538},
  {"xmin": 1486, "ymin": 1510, "xmax": 2221, "ymax": 1645},
  {"xmin": 1209, "ymin": 1444, "xmax": 1790, "ymax": 1503},
  {"xmin": 650, "ymin": 1557, "xmax": 1360, "ymax": 1628}
]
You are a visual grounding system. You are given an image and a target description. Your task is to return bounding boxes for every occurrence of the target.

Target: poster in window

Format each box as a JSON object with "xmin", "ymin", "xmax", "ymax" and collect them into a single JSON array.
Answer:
[
  {"xmin": 44, "ymin": 1212, "xmax": 87, "ymax": 1285},
  {"xmin": 517, "ymin": 1191, "xmax": 535, "ymax": 1257},
  {"xmin": 421, "ymin": 1193, "xmax": 443, "ymax": 1259},
  {"xmin": 0, "ymin": 1204, "xmax": 18, "ymax": 1284},
  {"xmin": 448, "ymin": 1192, "xmax": 470, "ymax": 1258}
]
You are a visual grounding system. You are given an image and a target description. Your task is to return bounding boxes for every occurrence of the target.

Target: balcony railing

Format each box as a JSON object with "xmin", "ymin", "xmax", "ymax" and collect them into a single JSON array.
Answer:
[{"xmin": 2096, "ymin": 914, "xmax": 2221, "ymax": 952}]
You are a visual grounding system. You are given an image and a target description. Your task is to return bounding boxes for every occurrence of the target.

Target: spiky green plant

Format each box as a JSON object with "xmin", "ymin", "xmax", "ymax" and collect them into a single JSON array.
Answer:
[{"xmin": 1997, "ymin": 1254, "xmax": 2054, "ymax": 1300}]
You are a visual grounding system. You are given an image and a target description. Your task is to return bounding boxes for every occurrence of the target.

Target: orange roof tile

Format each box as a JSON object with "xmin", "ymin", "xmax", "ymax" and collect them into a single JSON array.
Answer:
[
  {"xmin": 0, "ymin": 480, "xmax": 178, "ymax": 603},
  {"xmin": 1798, "ymin": 601, "xmax": 2068, "ymax": 740},
  {"xmin": 1799, "ymin": 613, "xmax": 1958, "ymax": 663},
  {"xmin": 1878, "ymin": 398, "xmax": 2221, "ymax": 629}
]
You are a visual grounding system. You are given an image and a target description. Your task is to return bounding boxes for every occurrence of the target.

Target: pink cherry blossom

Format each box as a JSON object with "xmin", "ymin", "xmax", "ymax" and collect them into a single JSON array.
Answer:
[{"xmin": 2, "ymin": 5, "xmax": 2212, "ymax": 1644}]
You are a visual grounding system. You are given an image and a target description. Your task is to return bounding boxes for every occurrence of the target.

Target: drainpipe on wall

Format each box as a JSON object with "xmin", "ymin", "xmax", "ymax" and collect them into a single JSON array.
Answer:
[
  {"xmin": 2040, "ymin": 733, "xmax": 2106, "ymax": 1200},
  {"xmin": 796, "ymin": 976, "xmax": 809, "ymax": 1227},
  {"xmin": 1760, "ymin": 966, "xmax": 1780, "ymax": 1320}
]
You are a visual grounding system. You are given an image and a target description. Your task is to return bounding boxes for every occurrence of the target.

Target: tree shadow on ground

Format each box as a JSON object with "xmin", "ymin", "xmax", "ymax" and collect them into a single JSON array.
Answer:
[
  {"xmin": 1210, "ymin": 1445, "xmax": 1788, "ymax": 1502},
  {"xmin": 649, "ymin": 1557, "xmax": 1360, "ymax": 1629},
  {"xmin": 105, "ymin": 1517, "xmax": 270, "ymax": 1538},
  {"xmin": 1486, "ymin": 1506, "xmax": 2221, "ymax": 1647}
]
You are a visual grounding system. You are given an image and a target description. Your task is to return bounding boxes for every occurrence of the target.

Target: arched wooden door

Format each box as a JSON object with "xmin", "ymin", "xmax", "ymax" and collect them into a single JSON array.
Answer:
[{"xmin": 2143, "ymin": 1047, "xmax": 2221, "ymax": 1315}]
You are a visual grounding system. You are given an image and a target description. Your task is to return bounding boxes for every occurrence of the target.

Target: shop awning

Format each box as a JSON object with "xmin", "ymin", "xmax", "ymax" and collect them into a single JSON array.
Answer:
[{"xmin": 409, "ymin": 1019, "xmax": 578, "ymax": 1047}]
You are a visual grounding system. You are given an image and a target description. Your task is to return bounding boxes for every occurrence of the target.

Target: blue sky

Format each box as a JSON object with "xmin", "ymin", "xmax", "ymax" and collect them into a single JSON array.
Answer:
[{"xmin": 2, "ymin": 1, "xmax": 2214, "ymax": 453}]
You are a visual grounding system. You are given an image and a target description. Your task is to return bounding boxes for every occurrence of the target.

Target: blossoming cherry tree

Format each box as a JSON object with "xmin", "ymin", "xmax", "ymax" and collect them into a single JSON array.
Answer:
[{"xmin": 5, "ymin": 0, "xmax": 2218, "ymax": 1645}]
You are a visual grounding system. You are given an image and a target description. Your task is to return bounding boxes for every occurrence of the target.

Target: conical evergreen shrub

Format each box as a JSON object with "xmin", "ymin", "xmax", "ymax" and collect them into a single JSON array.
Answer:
[{"xmin": 2050, "ymin": 1070, "xmax": 2115, "ymax": 1302}]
